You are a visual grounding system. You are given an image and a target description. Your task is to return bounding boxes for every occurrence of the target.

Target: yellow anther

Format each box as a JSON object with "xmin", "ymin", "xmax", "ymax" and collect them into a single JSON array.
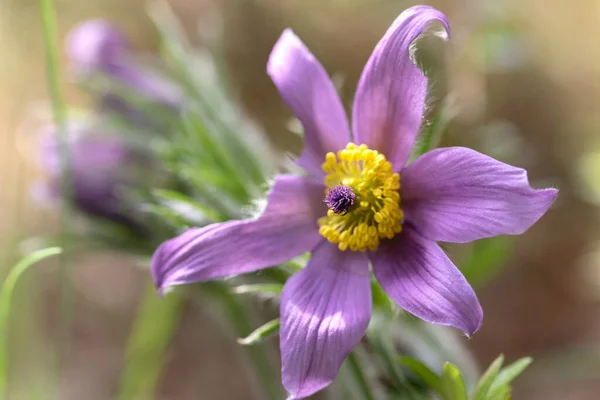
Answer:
[{"xmin": 319, "ymin": 142, "xmax": 403, "ymax": 252}]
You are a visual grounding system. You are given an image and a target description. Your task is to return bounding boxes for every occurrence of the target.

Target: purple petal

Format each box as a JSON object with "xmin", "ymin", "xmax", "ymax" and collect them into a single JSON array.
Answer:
[
  {"xmin": 352, "ymin": 6, "xmax": 450, "ymax": 170},
  {"xmin": 401, "ymin": 147, "xmax": 558, "ymax": 243},
  {"xmin": 280, "ymin": 241, "xmax": 371, "ymax": 399},
  {"xmin": 151, "ymin": 175, "xmax": 326, "ymax": 293},
  {"xmin": 267, "ymin": 29, "xmax": 351, "ymax": 176},
  {"xmin": 371, "ymin": 226, "xmax": 483, "ymax": 335}
]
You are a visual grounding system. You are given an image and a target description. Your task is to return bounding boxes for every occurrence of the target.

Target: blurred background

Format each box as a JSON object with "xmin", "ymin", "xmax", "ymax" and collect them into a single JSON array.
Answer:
[{"xmin": 1, "ymin": 0, "xmax": 600, "ymax": 399}]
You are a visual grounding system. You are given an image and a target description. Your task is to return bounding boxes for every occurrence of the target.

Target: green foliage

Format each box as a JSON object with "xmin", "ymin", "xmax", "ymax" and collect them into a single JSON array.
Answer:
[
  {"xmin": 460, "ymin": 236, "xmax": 513, "ymax": 288},
  {"xmin": 411, "ymin": 105, "xmax": 451, "ymax": 160},
  {"xmin": 473, "ymin": 355, "xmax": 505, "ymax": 400},
  {"xmin": 39, "ymin": 0, "xmax": 75, "ymax": 397},
  {"xmin": 400, "ymin": 354, "xmax": 532, "ymax": 400},
  {"xmin": 344, "ymin": 351, "xmax": 377, "ymax": 400},
  {"xmin": 148, "ymin": 0, "xmax": 271, "ymax": 191},
  {"xmin": 0, "ymin": 247, "xmax": 63, "ymax": 397},
  {"xmin": 371, "ymin": 279, "xmax": 397, "ymax": 312},
  {"xmin": 237, "ymin": 319, "xmax": 280, "ymax": 346},
  {"xmin": 488, "ymin": 357, "xmax": 532, "ymax": 399},
  {"xmin": 108, "ymin": 5, "xmax": 284, "ymax": 399},
  {"xmin": 144, "ymin": 187, "xmax": 221, "ymax": 231},
  {"xmin": 200, "ymin": 283, "xmax": 282, "ymax": 399},
  {"xmin": 116, "ymin": 282, "xmax": 185, "ymax": 400},
  {"xmin": 398, "ymin": 357, "xmax": 443, "ymax": 394},
  {"xmin": 233, "ymin": 283, "xmax": 283, "ymax": 296},
  {"xmin": 441, "ymin": 363, "xmax": 468, "ymax": 400}
]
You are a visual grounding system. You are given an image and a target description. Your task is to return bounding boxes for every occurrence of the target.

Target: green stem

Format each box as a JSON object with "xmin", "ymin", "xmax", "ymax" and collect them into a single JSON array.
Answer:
[
  {"xmin": 39, "ymin": 0, "xmax": 73, "ymax": 393},
  {"xmin": 0, "ymin": 248, "xmax": 62, "ymax": 398},
  {"xmin": 204, "ymin": 283, "xmax": 281, "ymax": 400},
  {"xmin": 116, "ymin": 281, "xmax": 185, "ymax": 400},
  {"xmin": 346, "ymin": 351, "xmax": 377, "ymax": 400},
  {"xmin": 368, "ymin": 328, "xmax": 420, "ymax": 400}
]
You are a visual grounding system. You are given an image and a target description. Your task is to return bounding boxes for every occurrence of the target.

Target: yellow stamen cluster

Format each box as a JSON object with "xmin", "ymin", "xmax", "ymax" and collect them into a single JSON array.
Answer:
[{"xmin": 318, "ymin": 143, "xmax": 403, "ymax": 252}]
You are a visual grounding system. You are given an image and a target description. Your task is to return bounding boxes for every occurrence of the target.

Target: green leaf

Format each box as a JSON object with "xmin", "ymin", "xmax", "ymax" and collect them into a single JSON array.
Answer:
[
  {"xmin": 200, "ymin": 283, "xmax": 282, "ymax": 399},
  {"xmin": 0, "ymin": 247, "xmax": 63, "ymax": 397},
  {"xmin": 345, "ymin": 351, "xmax": 377, "ymax": 400},
  {"xmin": 473, "ymin": 354, "xmax": 504, "ymax": 400},
  {"xmin": 371, "ymin": 279, "xmax": 395, "ymax": 312},
  {"xmin": 398, "ymin": 356, "xmax": 443, "ymax": 393},
  {"xmin": 488, "ymin": 357, "xmax": 533, "ymax": 398},
  {"xmin": 233, "ymin": 284, "xmax": 283, "ymax": 295},
  {"xmin": 411, "ymin": 105, "xmax": 451, "ymax": 159},
  {"xmin": 460, "ymin": 236, "xmax": 512, "ymax": 288},
  {"xmin": 153, "ymin": 188, "xmax": 222, "ymax": 223},
  {"xmin": 367, "ymin": 326, "xmax": 409, "ymax": 392},
  {"xmin": 441, "ymin": 362, "xmax": 468, "ymax": 400},
  {"xmin": 488, "ymin": 389, "xmax": 512, "ymax": 400},
  {"xmin": 237, "ymin": 319, "xmax": 280, "ymax": 346},
  {"xmin": 149, "ymin": 1, "xmax": 270, "ymax": 190},
  {"xmin": 116, "ymin": 282, "xmax": 185, "ymax": 400}
]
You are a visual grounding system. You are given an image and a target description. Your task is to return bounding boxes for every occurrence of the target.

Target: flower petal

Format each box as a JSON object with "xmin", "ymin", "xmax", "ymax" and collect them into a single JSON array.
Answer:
[
  {"xmin": 402, "ymin": 147, "xmax": 558, "ymax": 243},
  {"xmin": 280, "ymin": 241, "xmax": 371, "ymax": 399},
  {"xmin": 352, "ymin": 6, "xmax": 450, "ymax": 170},
  {"xmin": 371, "ymin": 226, "xmax": 483, "ymax": 335},
  {"xmin": 267, "ymin": 29, "xmax": 351, "ymax": 176},
  {"xmin": 151, "ymin": 175, "xmax": 326, "ymax": 293}
]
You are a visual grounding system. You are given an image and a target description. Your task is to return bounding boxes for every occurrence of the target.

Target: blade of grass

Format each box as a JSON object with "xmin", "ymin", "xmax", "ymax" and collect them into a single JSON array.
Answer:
[
  {"xmin": 237, "ymin": 319, "xmax": 280, "ymax": 346},
  {"xmin": 346, "ymin": 350, "xmax": 377, "ymax": 400},
  {"xmin": 38, "ymin": 0, "xmax": 74, "ymax": 396},
  {"xmin": 116, "ymin": 280, "xmax": 185, "ymax": 400},
  {"xmin": 0, "ymin": 247, "xmax": 63, "ymax": 397},
  {"xmin": 367, "ymin": 325, "xmax": 421, "ymax": 400}
]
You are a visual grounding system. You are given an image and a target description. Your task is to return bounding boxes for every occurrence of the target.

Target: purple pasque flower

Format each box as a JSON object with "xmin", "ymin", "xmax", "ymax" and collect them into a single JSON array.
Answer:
[
  {"xmin": 66, "ymin": 20, "xmax": 183, "ymax": 119},
  {"xmin": 40, "ymin": 126, "xmax": 151, "ymax": 229},
  {"xmin": 151, "ymin": 5, "xmax": 557, "ymax": 399}
]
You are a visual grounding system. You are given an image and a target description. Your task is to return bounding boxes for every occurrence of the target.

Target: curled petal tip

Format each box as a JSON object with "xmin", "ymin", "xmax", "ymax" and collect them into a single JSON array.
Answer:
[
  {"xmin": 542, "ymin": 187, "xmax": 559, "ymax": 204},
  {"xmin": 406, "ymin": 5, "xmax": 451, "ymax": 38},
  {"xmin": 352, "ymin": 5, "xmax": 451, "ymax": 169}
]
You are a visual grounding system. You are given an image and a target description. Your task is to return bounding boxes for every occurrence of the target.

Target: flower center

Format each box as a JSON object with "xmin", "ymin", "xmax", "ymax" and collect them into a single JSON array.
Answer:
[
  {"xmin": 324, "ymin": 185, "xmax": 355, "ymax": 215},
  {"xmin": 318, "ymin": 143, "xmax": 403, "ymax": 252}
]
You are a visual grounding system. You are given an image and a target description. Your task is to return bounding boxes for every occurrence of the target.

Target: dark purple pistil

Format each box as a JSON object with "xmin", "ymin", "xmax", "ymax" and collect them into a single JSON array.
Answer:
[{"xmin": 325, "ymin": 185, "xmax": 356, "ymax": 215}]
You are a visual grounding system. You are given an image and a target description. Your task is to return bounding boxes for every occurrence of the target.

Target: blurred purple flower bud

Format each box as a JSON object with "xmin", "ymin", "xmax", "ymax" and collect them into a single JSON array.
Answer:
[
  {"xmin": 40, "ymin": 126, "xmax": 154, "ymax": 230},
  {"xmin": 66, "ymin": 20, "xmax": 184, "ymax": 123},
  {"xmin": 66, "ymin": 19, "xmax": 130, "ymax": 75}
]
